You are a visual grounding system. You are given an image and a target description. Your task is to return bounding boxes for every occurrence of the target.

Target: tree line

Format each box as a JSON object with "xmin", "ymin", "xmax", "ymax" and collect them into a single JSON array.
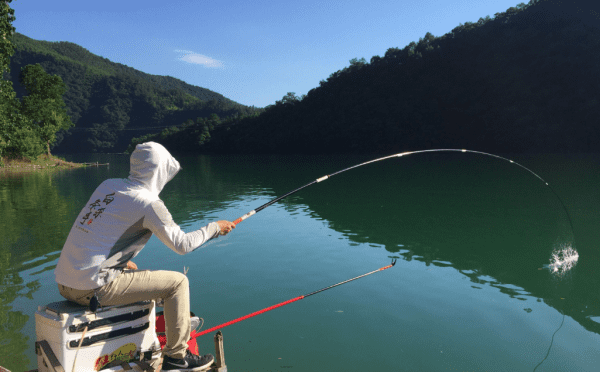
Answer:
[
  {"xmin": 144, "ymin": 0, "xmax": 599, "ymax": 155},
  {"xmin": 1, "ymin": 1, "xmax": 72, "ymax": 164},
  {"xmin": 7, "ymin": 32, "xmax": 261, "ymax": 154}
]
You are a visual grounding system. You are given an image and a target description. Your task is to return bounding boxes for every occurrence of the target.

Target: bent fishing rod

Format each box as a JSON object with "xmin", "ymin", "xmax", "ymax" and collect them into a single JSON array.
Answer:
[
  {"xmin": 193, "ymin": 259, "xmax": 396, "ymax": 338},
  {"xmin": 232, "ymin": 149, "xmax": 575, "ymax": 240}
]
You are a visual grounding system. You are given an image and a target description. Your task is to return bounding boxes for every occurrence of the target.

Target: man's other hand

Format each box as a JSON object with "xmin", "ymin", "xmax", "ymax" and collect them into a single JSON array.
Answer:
[{"xmin": 126, "ymin": 261, "xmax": 138, "ymax": 270}]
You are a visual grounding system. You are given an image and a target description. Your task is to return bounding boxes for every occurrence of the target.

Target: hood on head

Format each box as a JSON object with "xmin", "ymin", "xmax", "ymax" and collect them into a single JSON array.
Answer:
[{"xmin": 128, "ymin": 142, "xmax": 181, "ymax": 195}]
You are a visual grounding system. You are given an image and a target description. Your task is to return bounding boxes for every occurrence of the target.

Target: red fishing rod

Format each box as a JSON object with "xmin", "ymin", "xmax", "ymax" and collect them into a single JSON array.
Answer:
[{"xmin": 192, "ymin": 259, "xmax": 396, "ymax": 338}]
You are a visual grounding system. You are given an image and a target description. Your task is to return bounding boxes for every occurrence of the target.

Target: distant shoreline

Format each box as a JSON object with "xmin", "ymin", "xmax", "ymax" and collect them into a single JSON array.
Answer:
[{"xmin": 0, "ymin": 155, "xmax": 85, "ymax": 174}]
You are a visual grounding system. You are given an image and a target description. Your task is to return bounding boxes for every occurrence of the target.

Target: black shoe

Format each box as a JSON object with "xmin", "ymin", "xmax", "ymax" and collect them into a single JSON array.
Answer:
[{"xmin": 162, "ymin": 350, "xmax": 214, "ymax": 371}]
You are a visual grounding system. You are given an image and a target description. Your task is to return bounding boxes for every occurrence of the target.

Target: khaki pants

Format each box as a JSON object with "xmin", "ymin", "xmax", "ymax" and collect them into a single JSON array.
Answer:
[{"xmin": 58, "ymin": 270, "xmax": 191, "ymax": 359}]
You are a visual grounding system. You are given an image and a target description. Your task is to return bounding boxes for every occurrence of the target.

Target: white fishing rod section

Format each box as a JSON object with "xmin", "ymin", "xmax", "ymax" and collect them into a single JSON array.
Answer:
[{"xmin": 232, "ymin": 148, "xmax": 575, "ymax": 242}]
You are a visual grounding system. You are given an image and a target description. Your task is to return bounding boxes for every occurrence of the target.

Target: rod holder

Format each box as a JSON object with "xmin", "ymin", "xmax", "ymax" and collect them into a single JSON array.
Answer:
[{"xmin": 213, "ymin": 331, "xmax": 227, "ymax": 372}]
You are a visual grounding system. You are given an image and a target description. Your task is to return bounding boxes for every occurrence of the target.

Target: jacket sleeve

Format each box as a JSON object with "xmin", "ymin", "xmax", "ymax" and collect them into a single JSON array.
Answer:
[{"xmin": 144, "ymin": 199, "xmax": 221, "ymax": 255}]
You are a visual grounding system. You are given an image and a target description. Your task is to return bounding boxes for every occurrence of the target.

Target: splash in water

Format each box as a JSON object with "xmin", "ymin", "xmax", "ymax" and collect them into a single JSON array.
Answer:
[{"xmin": 548, "ymin": 246, "xmax": 579, "ymax": 276}]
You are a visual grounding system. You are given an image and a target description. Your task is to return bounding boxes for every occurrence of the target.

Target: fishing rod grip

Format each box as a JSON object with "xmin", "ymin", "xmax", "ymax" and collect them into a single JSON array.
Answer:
[{"xmin": 233, "ymin": 210, "xmax": 256, "ymax": 225}]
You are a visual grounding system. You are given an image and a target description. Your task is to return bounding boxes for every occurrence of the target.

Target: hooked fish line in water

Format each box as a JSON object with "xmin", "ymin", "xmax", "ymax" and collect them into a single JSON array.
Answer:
[{"xmin": 225, "ymin": 148, "xmax": 580, "ymax": 368}]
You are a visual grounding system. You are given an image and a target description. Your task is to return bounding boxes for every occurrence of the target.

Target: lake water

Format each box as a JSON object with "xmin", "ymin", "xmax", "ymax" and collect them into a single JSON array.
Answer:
[{"xmin": 1, "ymin": 152, "xmax": 599, "ymax": 371}]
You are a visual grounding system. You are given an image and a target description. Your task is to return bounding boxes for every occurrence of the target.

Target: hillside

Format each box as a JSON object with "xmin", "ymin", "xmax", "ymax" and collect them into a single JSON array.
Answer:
[
  {"xmin": 6, "ymin": 33, "xmax": 260, "ymax": 153},
  {"xmin": 148, "ymin": 0, "xmax": 600, "ymax": 155}
]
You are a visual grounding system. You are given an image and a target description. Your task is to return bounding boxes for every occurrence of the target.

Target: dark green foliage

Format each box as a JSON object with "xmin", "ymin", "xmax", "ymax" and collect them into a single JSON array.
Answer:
[
  {"xmin": 0, "ymin": 0, "xmax": 17, "ymax": 164},
  {"xmin": 7, "ymin": 33, "xmax": 261, "ymax": 153},
  {"xmin": 19, "ymin": 64, "xmax": 74, "ymax": 156},
  {"xmin": 156, "ymin": 0, "xmax": 600, "ymax": 155},
  {"xmin": 0, "ymin": 0, "xmax": 15, "ymax": 73},
  {"xmin": 2, "ymin": 116, "xmax": 45, "ymax": 160},
  {"xmin": 1, "ymin": 1, "xmax": 52, "ymax": 162},
  {"xmin": 126, "ymin": 111, "xmax": 260, "ymax": 153}
]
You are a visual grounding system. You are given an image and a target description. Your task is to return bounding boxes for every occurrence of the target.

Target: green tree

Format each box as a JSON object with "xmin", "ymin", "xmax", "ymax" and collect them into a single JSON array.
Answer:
[
  {"xmin": 0, "ymin": 0, "xmax": 17, "ymax": 164},
  {"xmin": 19, "ymin": 63, "xmax": 73, "ymax": 156},
  {"xmin": 349, "ymin": 57, "xmax": 367, "ymax": 67},
  {"xmin": 1, "ymin": 3, "xmax": 59, "ymax": 161},
  {"xmin": 4, "ymin": 113, "xmax": 44, "ymax": 160},
  {"xmin": 197, "ymin": 123, "xmax": 210, "ymax": 145},
  {"xmin": 0, "ymin": 1, "xmax": 15, "ymax": 69},
  {"xmin": 280, "ymin": 92, "xmax": 300, "ymax": 105},
  {"xmin": 207, "ymin": 113, "xmax": 220, "ymax": 129}
]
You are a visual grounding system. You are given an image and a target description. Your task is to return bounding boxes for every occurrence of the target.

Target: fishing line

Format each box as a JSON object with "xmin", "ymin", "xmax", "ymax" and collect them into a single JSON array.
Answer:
[
  {"xmin": 231, "ymin": 149, "xmax": 576, "ymax": 244},
  {"xmin": 532, "ymin": 308, "xmax": 566, "ymax": 372},
  {"xmin": 532, "ymin": 245, "xmax": 577, "ymax": 370}
]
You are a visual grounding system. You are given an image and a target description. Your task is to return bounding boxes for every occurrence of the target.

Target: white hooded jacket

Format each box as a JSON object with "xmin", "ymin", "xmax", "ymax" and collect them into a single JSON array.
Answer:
[{"xmin": 55, "ymin": 142, "xmax": 220, "ymax": 290}]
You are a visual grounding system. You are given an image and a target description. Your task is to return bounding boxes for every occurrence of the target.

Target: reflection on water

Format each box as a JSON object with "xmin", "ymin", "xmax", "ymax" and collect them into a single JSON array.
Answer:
[
  {"xmin": 1, "ymin": 153, "xmax": 599, "ymax": 371},
  {"xmin": 0, "ymin": 170, "xmax": 79, "ymax": 370}
]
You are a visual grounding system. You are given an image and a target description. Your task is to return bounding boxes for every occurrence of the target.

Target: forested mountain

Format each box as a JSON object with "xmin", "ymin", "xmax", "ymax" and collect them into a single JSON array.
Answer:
[
  {"xmin": 144, "ymin": 0, "xmax": 600, "ymax": 155},
  {"xmin": 6, "ymin": 33, "xmax": 260, "ymax": 153}
]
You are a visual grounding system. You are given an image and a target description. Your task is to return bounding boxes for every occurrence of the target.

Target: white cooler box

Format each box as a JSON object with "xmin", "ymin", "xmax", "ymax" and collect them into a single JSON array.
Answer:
[{"xmin": 35, "ymin": 300, "xmax": 161, "ymax": 372}]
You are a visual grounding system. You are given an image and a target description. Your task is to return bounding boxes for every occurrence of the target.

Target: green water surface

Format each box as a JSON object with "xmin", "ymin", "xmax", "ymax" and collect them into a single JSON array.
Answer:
[{"xmin": 1, "ymin": 152, "xmax": 599, "ymax": 371}]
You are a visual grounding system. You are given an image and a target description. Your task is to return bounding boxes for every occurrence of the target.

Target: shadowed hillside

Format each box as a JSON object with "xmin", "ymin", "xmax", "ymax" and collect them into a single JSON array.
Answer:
[
  {"xmin": 6, "ymin": 33, "xmax": 261, "ymax": 153},
  {"xmin": 145, "ymin": 0, "xmax": 600, "ymax": 155}
]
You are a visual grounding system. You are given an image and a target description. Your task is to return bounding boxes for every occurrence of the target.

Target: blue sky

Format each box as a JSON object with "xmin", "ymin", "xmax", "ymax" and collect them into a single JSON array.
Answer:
[{"xmin": 12, "ymin": 0, "xmax": 522, "ymax": 108}]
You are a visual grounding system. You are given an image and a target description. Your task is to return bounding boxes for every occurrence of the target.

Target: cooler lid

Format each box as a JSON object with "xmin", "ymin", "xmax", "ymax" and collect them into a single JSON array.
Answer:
[
  {"xmin": 45, "ymin": 300, "xmax": 152, "ymax": 316},
  {"xmin": 45, "ymin": 301, "xmax": 88, "ymax": 316}
]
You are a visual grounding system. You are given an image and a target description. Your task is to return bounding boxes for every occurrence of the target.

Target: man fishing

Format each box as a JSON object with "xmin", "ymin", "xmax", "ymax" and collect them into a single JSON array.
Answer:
[{"xmin": 54, "ymin": 141, "xmax": 235, "ymax": 371}]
